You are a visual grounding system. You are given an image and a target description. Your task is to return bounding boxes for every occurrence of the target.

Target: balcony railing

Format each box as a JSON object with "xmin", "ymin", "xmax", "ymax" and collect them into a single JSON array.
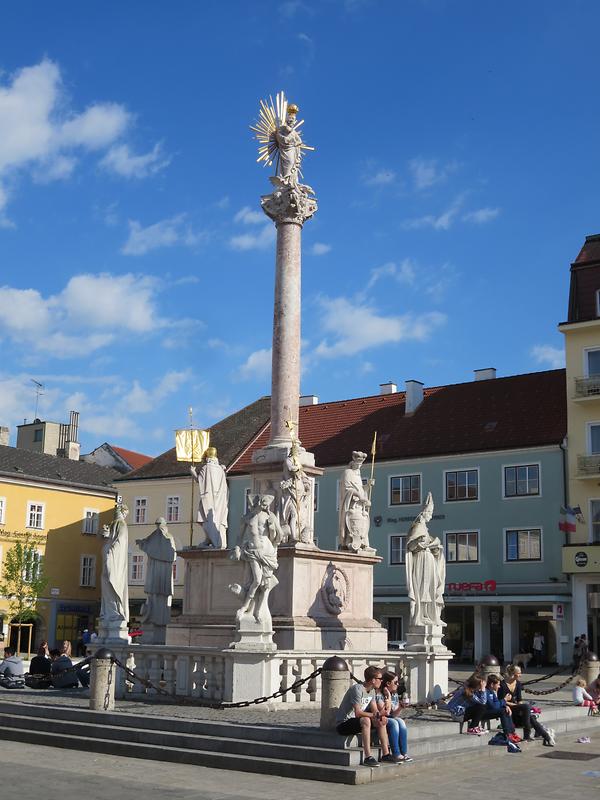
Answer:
[
  {"xmin": 574, "ymin": 376, "xmax": 600, "ymax": 399},
  {"xmin": 577, "ymin": 454, "xmax": 600, "ymax": 476}
]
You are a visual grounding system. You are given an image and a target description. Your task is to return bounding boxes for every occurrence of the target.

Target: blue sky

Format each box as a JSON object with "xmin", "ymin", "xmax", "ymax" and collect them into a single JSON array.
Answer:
[{"xmin": 0, "ymin": 1, "xmax": 598, "ymax": 456}]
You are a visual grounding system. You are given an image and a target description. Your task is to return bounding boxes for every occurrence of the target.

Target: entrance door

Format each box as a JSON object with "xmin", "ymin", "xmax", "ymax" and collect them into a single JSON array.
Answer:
[{"xmin": 55, "ymin": 613, "xmax": 90, "ymax": 653}]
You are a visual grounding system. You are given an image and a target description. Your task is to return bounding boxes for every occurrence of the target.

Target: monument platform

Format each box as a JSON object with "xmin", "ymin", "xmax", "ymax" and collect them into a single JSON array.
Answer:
[{"xmin": 167, "ymin": 545, "xmax": 388, "ymax": 651}]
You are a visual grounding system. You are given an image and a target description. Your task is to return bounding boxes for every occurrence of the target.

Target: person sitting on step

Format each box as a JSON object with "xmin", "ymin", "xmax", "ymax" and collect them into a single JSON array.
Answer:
[
  {"xmin": 445, "ymin": 675, "xmax": 488, "ymax": 734},
  {"xmin": 498, "ymin": 664, "xmax": 554, "ymax": 746},
  {"xmin": 335, "ymin": 665, "xmax": 396, "ymax": 767},
  {"xmin": 573, "ymin": 677, "xmax": 599, "ymax": 713},
  {"xmin": 0, "ymin": 646, "xmax": 25, "ymax": 689},
  {"xmin": 376, "ymin": 671, "xmax": 413, "ymax": 762},
  {"xmin": 49, "ymin": 647, "xmax": 79, "ymax": 689}
]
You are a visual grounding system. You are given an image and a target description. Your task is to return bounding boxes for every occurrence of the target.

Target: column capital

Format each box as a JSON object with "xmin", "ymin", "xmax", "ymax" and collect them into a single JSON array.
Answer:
[{"xmin": 261, "ymin": 179, "xmax": 317, "ymax": 226}]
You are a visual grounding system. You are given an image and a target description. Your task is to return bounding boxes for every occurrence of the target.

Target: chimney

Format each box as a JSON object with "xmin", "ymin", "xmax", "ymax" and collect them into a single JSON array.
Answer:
[
  {"xmin": 474, "ymin": 368, "xmax": 497, "ymax": 381},
  {"xmin": 405, "ymin": 380, "xmax": 424, "ymax": 414},
  {"xmin": 380, "ymin": 382, "xmax": 397, "ymax": 395},
  {"xmin": 0, "ymin": 427, "xmax": 8, "ymax": 447},
  {"xmin": 299, "ymin": 394, "xmax": 319, "ymax": 406}
]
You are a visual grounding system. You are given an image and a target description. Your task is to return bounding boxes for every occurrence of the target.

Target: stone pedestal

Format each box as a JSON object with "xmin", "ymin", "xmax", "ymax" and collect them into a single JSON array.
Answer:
[
  {"xmin": 138, "ymin": 623, "xmax": 167, "ymax": 645},
  {"xmin": 167, "ymin": 546, "xmax": 387, "ymax": 651},
  {"xmin": 404, "ymin": 623, "xmax": 453, "ymax": 702}
]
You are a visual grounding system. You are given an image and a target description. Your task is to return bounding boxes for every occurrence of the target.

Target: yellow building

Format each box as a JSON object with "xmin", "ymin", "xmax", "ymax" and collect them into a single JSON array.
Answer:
[
  {"xmin": 0, "ymin": 444, "xmax": 118, "ymax": 651},
  {"xmin": 560, "ymin": 233, "xmax": 600, "ymax": 651}
]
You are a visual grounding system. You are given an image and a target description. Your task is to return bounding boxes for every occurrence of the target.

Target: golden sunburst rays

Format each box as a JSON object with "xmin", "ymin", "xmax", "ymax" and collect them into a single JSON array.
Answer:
[{"xmin": 250, "ymin": 91, "xmax": 314, "ymax": 167}]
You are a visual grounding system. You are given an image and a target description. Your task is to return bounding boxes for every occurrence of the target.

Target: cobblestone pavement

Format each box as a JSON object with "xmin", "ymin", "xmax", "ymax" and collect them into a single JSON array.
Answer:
[
  {"xmin": 3, "ymin": 727, "xmax": 600, "ymax": 800},
  {"xmin": 0, "ymin": 664, "xmax": 579, "ymax": 726}
]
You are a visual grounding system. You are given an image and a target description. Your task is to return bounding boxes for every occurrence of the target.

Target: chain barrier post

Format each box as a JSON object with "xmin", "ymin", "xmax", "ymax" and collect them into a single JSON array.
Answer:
[
  {"xmin": 89, "ymin": 648, "xmax": 116, "ymax": 712},
  {"xmin": 583, "ymin": 652, "xmax": 600, "ymax": 688},
  {"xmin": 320, "ymin": 656, "xmax": 350, "ymax": 731}
]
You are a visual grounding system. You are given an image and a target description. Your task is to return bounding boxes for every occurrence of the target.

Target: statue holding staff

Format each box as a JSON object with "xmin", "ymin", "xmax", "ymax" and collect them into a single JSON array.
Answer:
[
  {"xmin": 98, "ymin": 502, "xmax": 129, "ymax": 633},
  {"xmin": 405, "ymin": 492, "xmax": 446, "ymax": 628}
]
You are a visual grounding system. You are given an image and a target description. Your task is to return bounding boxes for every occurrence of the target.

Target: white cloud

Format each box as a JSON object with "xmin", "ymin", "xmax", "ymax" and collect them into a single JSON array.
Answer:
[
  {"xmin": 408, "ymin": 157, "xmax": 459, "ymax": 190},
  {"xmin": 314, "ymin": 296, "xmax": 446, "ymax": 358},
  {"xmin": 0, "ymin": 272, "xmax": 195, "ymax": 358},
  {"xmin": 230, "ymin": 224, "xmax": 275, "ymax": 251},
  {"xmin": 236, "ymin": 348, "xmax": 272, "ymax": 381},
  {"xmin": 402, "ymin": 196, "xmax": 464, "ymax": 231},
  {"xmin": 531, "ymin": 345, "xmax": 564, "ymax": 369},
  {"xmin": 100, "ymin": 142, "xmax": 170, "ymax": 179},
  {"xmin": 279, "ymin": 0, "xmax": 312, "ymax": 17},
  {"xmin": 122, "ymin": 215, "xmax": 205, "ymax": 256},
  {"xmin": 0, "ymin": 59, "xmax": 167, "ymax": 216},
  {"xmin": 366, "ymin": 259, "xmax": 416, "ymax": 292},
  {"xmin": 365, "ymin": 169, "xmax": 396, "ymax": 187},
  {"xmin": 310, "ymin": 242, "xmax": 331, "ymax": 256},
  {"xmin": 462, "ymin": 207, "xmax": 500, "ymax": 224},
  {"xmin": 298, "ymin": 32, "xmax": 316, "ymax": 67},
  {"xmin": 234, "ymin": 206, "xmax": 264, "ymax": 225},
  {"xmin": 121, "ymin": 369, "xmax": 191, "ymax": 413}
]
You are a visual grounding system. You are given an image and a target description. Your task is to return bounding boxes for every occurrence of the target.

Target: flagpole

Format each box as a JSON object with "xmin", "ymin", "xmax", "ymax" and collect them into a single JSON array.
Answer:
[
  {"xmin": 189, "ymin": 406, "xmax": 195, "ymax": 548},
  {"xmin": 368, "ymin": 431, "xmax": 377, "ymax": 502}
]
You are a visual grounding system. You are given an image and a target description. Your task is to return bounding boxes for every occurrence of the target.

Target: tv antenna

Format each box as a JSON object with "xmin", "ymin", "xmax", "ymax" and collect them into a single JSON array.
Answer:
[{"xmin": 31, "ymin": 379, "xmax": 44, "ymax": 419}]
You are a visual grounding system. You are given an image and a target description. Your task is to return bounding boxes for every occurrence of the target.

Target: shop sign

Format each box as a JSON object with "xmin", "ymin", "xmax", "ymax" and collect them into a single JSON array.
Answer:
[
  {"xmin": 0, "ymin": 528, "xmax": 45, "ymax": 545},
  {"xmin": 58, "ymin": 604, "xmax": 91, "ymax": 613},
  {"xmin": 553, "ymin": 603, "xmax": 565, "ymax": 621},
  {"xmin": 574, "ymin": 551, "xmax": 588, "ymax": 568},
  {"xmin": 50, "ymin": 588, "xmax": 60, "ymax": 596},
  {"xmin": 446, "ymin": 579, "xmax": 497, "ymax": 593},
  {"xmin": 386, "ymin": 514, "xmax": 446, "ymax": 523}
]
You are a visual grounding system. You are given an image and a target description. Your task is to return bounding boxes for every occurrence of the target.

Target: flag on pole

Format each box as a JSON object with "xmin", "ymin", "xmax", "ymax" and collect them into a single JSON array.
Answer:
[
  {"xmin": 371, "ymin": 431, "xmax": 377, "ymax": 457},
  {"xmin": 175, "ymin": 429, "xmax": 210, "ymax": 462},
  {"xmin": 559, "ymin": 505, "xmax": 577, "ymax": 534}
]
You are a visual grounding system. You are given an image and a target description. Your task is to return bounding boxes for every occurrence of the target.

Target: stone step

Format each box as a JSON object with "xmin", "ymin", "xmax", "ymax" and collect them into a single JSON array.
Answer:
[
  {"xmin": 0, "ymin": 699, "xmax": 596, "ymax": 784},
  {"xmin": 0, "ymin": 711, "xmax": 362, "ymax": 767}
]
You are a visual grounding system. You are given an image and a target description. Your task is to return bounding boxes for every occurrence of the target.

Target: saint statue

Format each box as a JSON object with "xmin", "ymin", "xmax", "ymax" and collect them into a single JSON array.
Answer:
[
  {"xmin": 136, "ymin": 517, "xmax": 177, "ymax": 629},
  {"xmin": 229, "ymin": 494, "xmax": 282, "ymax": 625},
  {"xmin": 280, "ymin": 440, "xmax": 313, "ymax": 544},
  {"xmin": 405, "ymin": 492, "xmax": 446, "ymax": 628},
  {"xmin": 191, "ymin": 446, "xmax": 229, "ymax": 548},
  {"xmin": 98, "ymin": 503, "xmax": 129, "ymax": 634},
  {"xmin": 275, "ymin": 105, "xmax": 302, "ymax": 186},
  {"xmin": 338, "ymin": 451, "xmax": 374, "ymax": 553}
]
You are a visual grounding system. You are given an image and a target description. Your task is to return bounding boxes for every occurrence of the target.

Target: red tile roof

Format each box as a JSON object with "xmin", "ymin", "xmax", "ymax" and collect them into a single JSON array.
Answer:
[
  {"xmin": 230, "ymin": 369, "xmax": 566, "ymax": 474},
  {"xmin": 110, "ymin": 445, "xmax": 153, "ymax": 471}
]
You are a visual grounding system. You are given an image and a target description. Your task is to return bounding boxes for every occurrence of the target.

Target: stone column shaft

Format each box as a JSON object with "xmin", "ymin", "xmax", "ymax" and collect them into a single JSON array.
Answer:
[{"xmin": 270, "ymin": 221, "xmax": 302, "ymax": 447}]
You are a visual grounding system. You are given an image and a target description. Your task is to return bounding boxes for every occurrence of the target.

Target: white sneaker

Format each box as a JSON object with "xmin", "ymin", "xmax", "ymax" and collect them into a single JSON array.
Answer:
[{"xmin": 546, "ymin": 728, "xmax": 556, "ymax": 746}]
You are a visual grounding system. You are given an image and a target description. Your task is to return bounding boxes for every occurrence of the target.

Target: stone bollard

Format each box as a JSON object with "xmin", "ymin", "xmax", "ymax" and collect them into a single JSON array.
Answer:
[
  {"xmin": 583, "ymin": 652, "xmax": 600, "ymax": 688},
  {"xmin": 476, "ymin": 654, "xmax": 501, "ymax": 682},
  {"xmin": 89, "ymin": 647, "xmax": 116, "ymax": 712},
  {"xmin": 320, "ymin": 656, "xmax": 350, "ymax": 731}
]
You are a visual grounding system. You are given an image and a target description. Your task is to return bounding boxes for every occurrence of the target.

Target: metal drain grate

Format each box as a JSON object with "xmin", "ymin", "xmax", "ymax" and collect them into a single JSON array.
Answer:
[{"xmin": 539, "ymin": 752, "xmax": 600, "ymax": 761}]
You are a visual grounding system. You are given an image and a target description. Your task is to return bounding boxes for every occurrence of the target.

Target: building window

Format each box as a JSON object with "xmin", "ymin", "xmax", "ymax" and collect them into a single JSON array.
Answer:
[
  {"xmin": 82, "ymin": 509, "xmax": 99, "ymax": 535},
  {"xmin": 245, "ymin": 487, "xmax": 253, "ymax": 511},
  {"xmin": 504, "ymin": 465, "xmax": 540, "ymax": 497},
  {"xmin": 389, "ymin": 535, "xmax": 407, "ymax": 565},
  {"xmin": 445, "ymin": 470, "xmax": 478, "ymax": 501},
  {"xmin": 33, "ymin": 429, "xmax": 43, "ymax": 443},
  {"xmin": 506, "ymin": 528, "xmax": 542, "ymax": 561},
  {"xmin": 596, "ymin": 290, "xmax": 600, "ymax": 318},
  {"xmin": 26, "ymin": 502, "xmax": 44, "ymax": 529},
  {"xmin": 588, "ymin": 348, "xmax": 600, "ymax": 376},
  {"xmin": 80, "ymin": 555, "xmax": 96, "ymax": 587},
  {"xmin": 130, "ymin": 554, "xmax": 145, "ymax": 582},
  {"xmin": 590, "ymin": 424, "xmax": 600, "ymax": 455},
  {"xmin": 23, "ymin": 549, "xmax": 43, "ymax": 582},
  {"xmin": 591, "ymin": 501, "xmax": 600, "ymax": 543},
  {"xmin": 134, "ymin": 497, "xmax": 147, "ymax": 524},
  {"xmin": 0, "ymin": 497, "xmax": 5, "ymax": 525},
  {"xmin": 386, "ymin": 617, "xmax": 403, "ymax": 642},
  {"xmin": 446, "ymin": 531, "xmax": 479, "ymax": 562},
  {"xmin": 166, "ymin": 496, "xmax": 180, "ymax": 523},
  {"xmin": 314, "ymin": 481, "xmax": 319, "ymax": 512},
  {"xmin": 172, "ymin": 558, "xmax": 179, "ymax": 582},
  {"xmin": 390, "ymin": 475, "xmax": 421, "ymax": 506}
]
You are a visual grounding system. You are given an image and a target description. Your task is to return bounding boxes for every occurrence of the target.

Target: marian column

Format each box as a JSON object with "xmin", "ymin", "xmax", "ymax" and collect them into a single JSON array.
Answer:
[{"xmin": 249, "ymin": 93, "xmax": 320, "ymax": 545}]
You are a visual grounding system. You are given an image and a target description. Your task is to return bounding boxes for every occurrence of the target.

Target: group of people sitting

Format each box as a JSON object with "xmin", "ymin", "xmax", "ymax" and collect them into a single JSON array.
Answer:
[
  {"xmin": 0, "ymin": 640, "xmax": 90, "ymax": 690},
  {"xmin": 335, "ymin": 662, "xmax": 556, "ymax": 767},
  {"xmin": 446, "ymin": 665, "xmax": 555, "ymax": 747}
]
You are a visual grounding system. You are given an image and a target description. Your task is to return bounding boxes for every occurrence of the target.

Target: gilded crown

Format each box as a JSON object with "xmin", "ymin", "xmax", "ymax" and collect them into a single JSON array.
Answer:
[{"xmin": 287, "ymin": 103, "xmax": 299, "ymax": 116}]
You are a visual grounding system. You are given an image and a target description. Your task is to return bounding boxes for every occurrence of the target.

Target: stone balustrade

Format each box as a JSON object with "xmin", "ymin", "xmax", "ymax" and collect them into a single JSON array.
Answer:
[{"xmin": 89, "ymin": 643, "xmax": 407, "ymax": 705}]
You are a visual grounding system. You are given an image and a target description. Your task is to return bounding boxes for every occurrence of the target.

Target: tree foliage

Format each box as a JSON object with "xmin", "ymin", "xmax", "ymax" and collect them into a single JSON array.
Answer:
[{"xmin": 0, "ymin": 536, "xmax": 47, "ymax": 622}]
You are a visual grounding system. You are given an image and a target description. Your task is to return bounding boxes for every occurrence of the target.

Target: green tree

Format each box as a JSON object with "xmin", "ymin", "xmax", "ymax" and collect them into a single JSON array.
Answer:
[{"xmin": 0, "ymin": 536, "xmax": 48, "ymax": 638}]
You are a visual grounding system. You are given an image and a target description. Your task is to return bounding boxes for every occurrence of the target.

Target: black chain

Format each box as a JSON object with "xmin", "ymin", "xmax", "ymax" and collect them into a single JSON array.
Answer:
[{"xmin": 109, "ymin": 655, "xmax": 322, "ymax": 709}]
